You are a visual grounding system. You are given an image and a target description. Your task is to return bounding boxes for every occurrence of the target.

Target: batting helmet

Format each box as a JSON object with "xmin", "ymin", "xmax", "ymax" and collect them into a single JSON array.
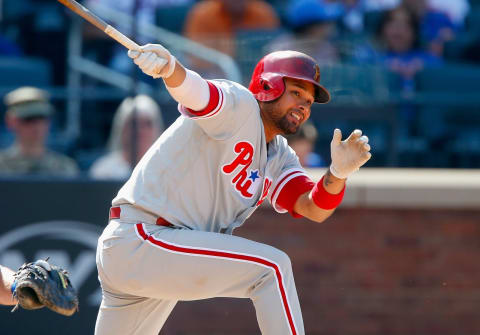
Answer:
[{"xmin": 248, "ymin": 50, "xmax": 330, "ymax": 104}]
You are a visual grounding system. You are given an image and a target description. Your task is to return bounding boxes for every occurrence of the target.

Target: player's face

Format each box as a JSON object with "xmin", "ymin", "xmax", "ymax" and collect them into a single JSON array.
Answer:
[{"xmin": 267, "ymin": 78, "xmax": 315, "ymax": 135}]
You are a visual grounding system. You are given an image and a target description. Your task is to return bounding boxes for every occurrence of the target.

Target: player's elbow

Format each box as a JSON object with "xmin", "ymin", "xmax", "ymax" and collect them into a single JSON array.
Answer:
[{"xmin": 309, "ymin": 211, "xmax": 334, "ymax": 223}]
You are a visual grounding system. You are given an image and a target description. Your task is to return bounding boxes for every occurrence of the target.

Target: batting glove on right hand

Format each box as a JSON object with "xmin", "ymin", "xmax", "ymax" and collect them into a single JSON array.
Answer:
[
  {"xmin": 329, "ymin": 128, "xmax": 372, "ymax": 179},
  {"xmin": 128, "ymin": 44, "xmax": 176, "ymax": 79}
]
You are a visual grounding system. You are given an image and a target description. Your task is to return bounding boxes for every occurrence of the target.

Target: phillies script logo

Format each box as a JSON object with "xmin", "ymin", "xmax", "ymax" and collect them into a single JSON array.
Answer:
[{"xmin": 222, "ymin": 141, "xmax": 259, "ymax": 198}]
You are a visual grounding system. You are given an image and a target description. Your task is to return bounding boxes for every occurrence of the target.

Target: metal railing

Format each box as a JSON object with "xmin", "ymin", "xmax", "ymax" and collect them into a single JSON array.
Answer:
[
  {"xmin": 89, "ymin": 3, "xmax": 241, "ymax": 82},
  {"xmin": 64, "ymin": 3, "xmax": 241, "ymax": 141}
]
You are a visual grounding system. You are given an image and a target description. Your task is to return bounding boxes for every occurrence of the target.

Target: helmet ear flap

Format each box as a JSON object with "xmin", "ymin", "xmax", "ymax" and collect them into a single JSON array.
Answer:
[
  {"xmin": 260, "ymin": 79, "xmax": 270, "ymax": 91},
  {"xmin": 254, "ymin": 75, "xmax": 285, "ymax": 102}
]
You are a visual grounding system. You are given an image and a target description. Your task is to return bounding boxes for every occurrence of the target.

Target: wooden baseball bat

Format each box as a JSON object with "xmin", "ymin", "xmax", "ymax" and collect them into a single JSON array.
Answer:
[{"xmin": 57, "ymin": 0, "xmax": 140, "ymax": 51}]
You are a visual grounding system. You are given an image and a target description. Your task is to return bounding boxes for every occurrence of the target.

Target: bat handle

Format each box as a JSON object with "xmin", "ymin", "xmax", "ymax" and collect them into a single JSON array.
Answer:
[{"xmin": 104, "ymin": 25, "xmax": 141, "ymax": 51}]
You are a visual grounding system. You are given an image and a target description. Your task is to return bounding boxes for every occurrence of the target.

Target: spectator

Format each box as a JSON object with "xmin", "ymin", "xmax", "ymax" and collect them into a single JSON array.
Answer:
[
  {"xmin": 287, "ymin": 121, "xmax": 326, "ymax": 167},
  {"xmin": 183, "ymin": 0, "xmax": 280, "ymax": 77},
  {"xmin": 363, "ymin": 0, "xmax": 468, "ymax": 26},
  {"xmin": 376, "ymin": 5, "xmax": 441, "ymax": 92},
  {"xmin": 266, "ymin": 0, "xmax": 342, "ymax": 65},
  {"xmin": 89, "ymin": 94, "xmax": 164, "ymax": 179},
  {"xmin": 0, "ymin": 87, "xmax": 79, "ymax": 176},
  {"xmin": 402, "ymin": 0, "xmax": 456, "ymax": 57}
]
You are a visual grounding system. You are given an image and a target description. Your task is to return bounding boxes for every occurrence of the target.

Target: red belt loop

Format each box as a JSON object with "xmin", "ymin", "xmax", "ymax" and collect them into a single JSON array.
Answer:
[
  {"xmin": 156, "ymin": 217, "xmax": 171, "ymax": 227},
  {"xmin": 109, "ymin": 206, "xmax": 173, "ymax": 227},
  {"xmin": 109, "ymin": 206, "xmax": 121, "ymax": 220}
]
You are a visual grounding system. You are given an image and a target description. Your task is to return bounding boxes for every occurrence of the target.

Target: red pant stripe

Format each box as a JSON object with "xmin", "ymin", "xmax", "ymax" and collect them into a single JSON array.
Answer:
[{"xmin": 135, "ymin": 223, "xmax": 297, "ymax": 335}]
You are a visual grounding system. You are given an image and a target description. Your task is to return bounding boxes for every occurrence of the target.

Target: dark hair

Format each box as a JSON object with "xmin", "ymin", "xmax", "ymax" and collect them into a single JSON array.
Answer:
[{"xmin": 376, "ymin": 6, "xmax": 421, "ymax": 49}]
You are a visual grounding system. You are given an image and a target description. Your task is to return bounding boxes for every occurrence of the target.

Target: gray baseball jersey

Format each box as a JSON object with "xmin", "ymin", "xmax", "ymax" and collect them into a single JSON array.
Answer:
[
  {"xmin": 112, "ymin": 79, "xmax": 309, "ymax": 233},
  {"xmin": 96, "ymin": 79, "xmax": 313, "ymax": 335}
]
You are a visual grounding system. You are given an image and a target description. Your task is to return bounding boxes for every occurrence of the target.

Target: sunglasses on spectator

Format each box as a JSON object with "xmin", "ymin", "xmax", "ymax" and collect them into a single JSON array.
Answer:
[{"xmin": 19, "ymin": 116, "xmax": 49, "ymax": 123}]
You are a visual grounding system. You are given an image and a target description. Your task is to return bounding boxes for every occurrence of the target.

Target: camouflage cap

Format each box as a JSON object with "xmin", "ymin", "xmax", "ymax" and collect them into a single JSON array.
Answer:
[{"xmin": 4, "ymin": 87, "xmax": 54, "ymax": 119}]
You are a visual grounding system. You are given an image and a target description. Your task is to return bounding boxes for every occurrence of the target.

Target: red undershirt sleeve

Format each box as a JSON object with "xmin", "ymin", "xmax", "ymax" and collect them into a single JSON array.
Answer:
[{"xmin": 271, "ymin": 172, "xmax": 315, "ymax": 218}]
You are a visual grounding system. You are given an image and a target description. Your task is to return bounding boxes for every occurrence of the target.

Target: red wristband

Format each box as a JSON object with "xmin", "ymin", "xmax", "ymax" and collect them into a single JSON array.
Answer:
[{"xmin": 311, "ymin": 176, "xmax": 345, "ymax": 210}]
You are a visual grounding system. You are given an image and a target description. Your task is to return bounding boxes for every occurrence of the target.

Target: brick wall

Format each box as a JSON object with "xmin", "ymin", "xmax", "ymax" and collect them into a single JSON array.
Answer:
[{"xmin": 161, "ymin": 208, "xmax": 480, "ymax": 335}]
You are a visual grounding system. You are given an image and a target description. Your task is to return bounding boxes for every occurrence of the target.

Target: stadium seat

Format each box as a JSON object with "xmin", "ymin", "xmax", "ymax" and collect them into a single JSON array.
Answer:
[
  {"xmin": 465, "ymin": 6, "xmax": 480, "ymax": 36},
  {"xmin": 363, "ymin": 10, "xmax": 384, "ymax": 36},
  {"xmin": 415, "ymin": 64, "xmax": 480, "ymax": 167},
  {"xmin": 319, "ymin": 63, "xmax": 395, "ymax": 103},
  {"xmin": 0, "ymin": 56, "xmax": 52, "ymax": 89},
  {"xmin": 443, "ymin": 32, "xmax": 477, "ymax": 61},
  {"xmin": 1, "ymin": 0, "xmax": 33, "ymax": 23},
  {"xmin": 155, "ymin": 4, "xmax": 192, "ymax": 34},
  {"xmin": 305, "ymin": 64, "xmax": 402, "ymax": 166},
  {"xmin": 416, "ymin": 63, "xmax": 480, "ymax": 94}
]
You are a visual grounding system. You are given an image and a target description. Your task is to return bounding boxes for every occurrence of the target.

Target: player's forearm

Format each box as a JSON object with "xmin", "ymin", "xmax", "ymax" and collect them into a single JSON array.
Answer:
[
  {"xmin": 294, "ymin": 170, "xmax": 345, "ymax": 223},
  {"xmin": 322, "ymin": 169, "xmax": 346, "ymax": 195},
  {"xmin": 163, "ymin": 60, "xmax": 186, "ymax": 88},
  {"xmin": 0, "ymin": 265, "xmax": 17, "ymax": 306},
  {"xmin": 298, "ymin": 198, "xmax": 336, "ymax": 223}
]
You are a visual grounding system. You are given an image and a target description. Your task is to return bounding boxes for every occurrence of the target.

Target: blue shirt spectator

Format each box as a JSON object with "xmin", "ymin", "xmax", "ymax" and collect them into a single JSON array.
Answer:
[
  {"xmin": 376, "ymin": 6, "xmax": 442, "ymax": 92},
  {"xmin": 381, "ymin": 49, "xmax": 441, "ymax": 92},
  {"xmin": 402, "ymin": 0, "xmax": 456, "ymax": 57}
]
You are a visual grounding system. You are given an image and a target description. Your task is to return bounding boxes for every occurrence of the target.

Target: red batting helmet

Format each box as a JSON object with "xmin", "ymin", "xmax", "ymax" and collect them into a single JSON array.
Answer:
[{"xmin": 248, "ymin": 50, "xmax": 330, "ymax": 104}]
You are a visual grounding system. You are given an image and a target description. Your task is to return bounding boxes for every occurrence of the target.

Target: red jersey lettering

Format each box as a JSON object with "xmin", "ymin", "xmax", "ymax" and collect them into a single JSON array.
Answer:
[
  {"xmin": 232, "ymin": 165, "xmax": 253, "ymax": 198},
  {"xmin": 222, "ymin": 142, "xmax": 254, "ymax": 173},
  {"xmin": 222, "ymin": 141, "xmax": 256, "ymax": 198},
  {"xmin": 256, "ymin": 177, "xmax": 272, "ymax": 206}
]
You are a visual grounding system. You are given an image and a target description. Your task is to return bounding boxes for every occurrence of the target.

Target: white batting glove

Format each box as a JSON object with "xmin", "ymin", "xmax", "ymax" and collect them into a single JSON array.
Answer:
[
  {"xmin": 127, "ymin": 44, "xmax": 176, "ymax": 79},
  {"xmin": 329, "ymin": 128, "xmax": 372, "ymax": 179}
]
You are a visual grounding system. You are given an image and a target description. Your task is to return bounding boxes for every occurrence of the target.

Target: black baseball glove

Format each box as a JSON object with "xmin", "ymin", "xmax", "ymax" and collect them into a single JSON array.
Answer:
[{"xmin": 11, "ymin": 258, "xmax": 79, "ymax": 316}]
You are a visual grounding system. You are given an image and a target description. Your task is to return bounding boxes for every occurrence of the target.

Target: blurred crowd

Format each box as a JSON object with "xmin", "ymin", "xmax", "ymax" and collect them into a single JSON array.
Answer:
[{"xmin": 0, "ymin": 0, "xmax": 479, "ymax": 178}]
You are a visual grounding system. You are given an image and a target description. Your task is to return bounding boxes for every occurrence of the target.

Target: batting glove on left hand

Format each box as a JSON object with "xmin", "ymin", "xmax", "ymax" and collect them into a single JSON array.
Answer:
[
  {"xmin": 128, "ymin": 44, "xmax": 176, "ymax": 79},
  {"xmin": 329, "ymin": 128, "xmax": 372, "ymax": 179}
]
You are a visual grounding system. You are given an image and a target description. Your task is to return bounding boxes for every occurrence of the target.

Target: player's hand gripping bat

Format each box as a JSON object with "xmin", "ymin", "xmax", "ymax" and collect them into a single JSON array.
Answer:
[{"xmin": 57, "ymin": 0, "xmax": 140, "ymax": 51}]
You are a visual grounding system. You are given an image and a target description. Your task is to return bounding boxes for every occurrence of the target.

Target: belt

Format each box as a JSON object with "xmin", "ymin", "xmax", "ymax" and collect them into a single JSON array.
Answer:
[{"xmin": 109, "ymin": 206, "xmax": 174, "ymax": 227}]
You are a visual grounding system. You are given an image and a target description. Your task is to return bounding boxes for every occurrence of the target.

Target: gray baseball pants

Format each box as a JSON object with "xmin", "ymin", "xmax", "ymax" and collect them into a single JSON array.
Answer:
[{"xmin": 94, "ymin": 207, "xmax": 305, "ymax": 335}]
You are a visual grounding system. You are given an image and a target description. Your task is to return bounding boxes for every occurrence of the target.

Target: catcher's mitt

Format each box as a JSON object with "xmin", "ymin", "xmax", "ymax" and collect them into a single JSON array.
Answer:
[{"xmin": 11, "ymin": 258, "xmax": 79, "ymax": 316}]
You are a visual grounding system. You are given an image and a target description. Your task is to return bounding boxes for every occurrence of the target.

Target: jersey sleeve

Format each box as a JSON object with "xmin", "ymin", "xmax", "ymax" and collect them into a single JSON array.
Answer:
[
  {"xmin": 268, "ymin": 139, "xmax": 315, "ymax": 218},
  {"xmin": 178, "ymin": 80, "xmax": 259, "ymax": 140}
]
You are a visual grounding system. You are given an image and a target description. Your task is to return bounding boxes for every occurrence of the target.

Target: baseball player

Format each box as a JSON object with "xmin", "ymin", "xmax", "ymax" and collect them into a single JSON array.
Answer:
[{"xmin": 95, "ymin": 45, "xmax": 371, "ymax": 335}]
